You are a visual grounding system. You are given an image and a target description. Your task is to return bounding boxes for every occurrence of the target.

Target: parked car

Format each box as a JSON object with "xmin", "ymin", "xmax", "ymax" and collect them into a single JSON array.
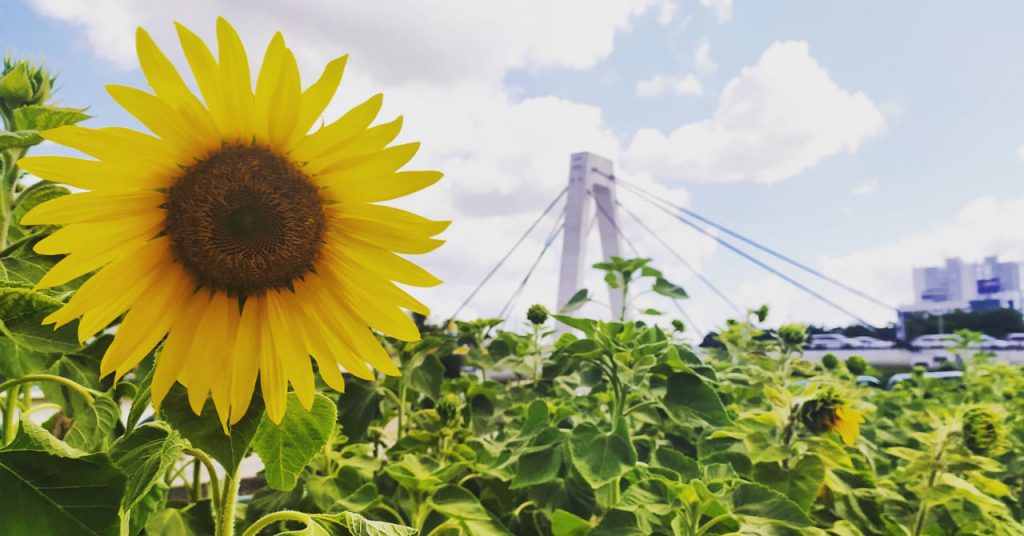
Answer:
[
  {"xmin": 849, "ymin": 336, "xmax": 895, "ymax": 349},
  {"xmin": 911, "ymin": 334, "xmax": 955, "ymax": 349},
  {"xmin": 807, "ymin": 333, "xmax": 854, "ymax": 350},
  {"xmin": 970, "ymin": 334, "xmax": 1010, "ymax": 350},
  {"xmin": 1006, "ymin": 333, "xmax": 1024, "ymax": 348}
]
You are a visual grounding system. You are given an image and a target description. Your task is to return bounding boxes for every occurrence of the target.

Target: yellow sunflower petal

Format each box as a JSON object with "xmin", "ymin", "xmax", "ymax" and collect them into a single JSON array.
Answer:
[
  {"xmin": 175, "ymin": 21, "xmax": 231, "ymax": 135},
  {"xmin": 292, "ymin": 93, "xmax": 383, "ymax": 163},
  {"xmin": 305, "ymin": 116, "xmax": 405, "ymax": 175},
  {"xmin": 136, "ymin": 27, "xmax": 219, "ymax": 142},
  {"xmin": 40, "ymin": 126, "xmax": 183, "ymax": 173},
  {"xmin": 288, "ymin": 55, "xmax": 348, "ymax": 150},
  {"xmin": 214, "ymin": 17, "xmax": 254, "ymax": 142},
  {"xmin": 107, "ymin": 85, "xmax": 217, "ymax": 156},
  {"xmin": 325, "ymin": 170, "xmax": 443, "ymax": 204},
  {"xmin": 326, "ymin": 236, "xmax": 442, "ymax": 287},
  {"xmin": 259, "ymin": 295, "xmax": 289, "ymax": 423},
  {"xmin": 834, "ymin": 406, "xmax": 864, "ymax": 445},
  {"xmin": 99, "ymin": 262, "xmax": 194, "ymax": 380},
  {"xmin": 18, "ymin": 156, "xmax": 170, "ymax": 191},
  {"xmin": 151, "ymin": 290, "xmax": 213, "ymax": 410},
  {"xmin": 21, "ymin": 190, "xmax": 166, "ymax": 226},
  {"xmin": 267, "ymin": 291, "xmax": 315, "ymax": 410},
  {"xmin": 316, "ymin": 142, "xmax": 420, "ymax": 189},
  {"xmin": 230, "ymin": 295, "xmax": 265, "ymax": 425}
]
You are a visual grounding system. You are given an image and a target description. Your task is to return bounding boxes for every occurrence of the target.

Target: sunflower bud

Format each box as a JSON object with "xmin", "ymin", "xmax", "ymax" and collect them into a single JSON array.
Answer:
[
  {"xmin": 845, "ymin": 355, "xmax": 868, "ymax": 376},
  {"xmin": 436, "ymin": 393, "xmax": 462, "ymax": 425},
  {"xmin": 526, "ymin": 304, "xmax": 549, "ymax": 326},
  {"xmin": 0, "ymin": 58, "xmax": 54, "ymax": 109},
  {"xmin": 962, "ymin": 407, "xmax": 1005, "ymax": 456},
  {"xmin": 778, "ymin": 324, "xmax": 808, "ymax": 348},
  {"xmin": 821, "ymin": 353, "xmax": 839, "ymax": 370},
  {"xmin": 671, "ymin": 319, "xmax": 685, "ymax": 333}
]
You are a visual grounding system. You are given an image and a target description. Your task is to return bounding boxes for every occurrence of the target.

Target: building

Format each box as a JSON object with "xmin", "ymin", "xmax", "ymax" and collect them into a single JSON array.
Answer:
[{"xmin": 897, "ymin": 256, "xmax": 1023, "ymax": 339}]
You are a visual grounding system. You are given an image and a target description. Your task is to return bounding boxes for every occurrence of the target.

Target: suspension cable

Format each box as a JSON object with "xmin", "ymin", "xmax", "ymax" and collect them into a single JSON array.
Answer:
[
  {"xmin": 497, "ymin": 211, "xmax": 567, "ymax": 322},
  {"xmin": 588, "ymin": 190, "xmax": 705, "ymax": 337},
  {"xmin": 620, "ymin": 183, "xmax": 877, "ymax": 327},
  {"xmin": 616, "ymin": 199, "xmax": 743, "ymax": 315},
  {"xmin": 607, "ymin": 173, "xmax": 895, "ymax": 312},
  {"xmin": 447, "ymin": 186, "xmax": 568, "ymax": 321}
]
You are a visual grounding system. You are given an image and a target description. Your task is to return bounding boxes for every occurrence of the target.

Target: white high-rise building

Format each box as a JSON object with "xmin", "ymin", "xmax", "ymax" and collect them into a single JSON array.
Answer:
[{"xmin": 901, "ymin": 256, "xmax": 1022, "ymax": 315}]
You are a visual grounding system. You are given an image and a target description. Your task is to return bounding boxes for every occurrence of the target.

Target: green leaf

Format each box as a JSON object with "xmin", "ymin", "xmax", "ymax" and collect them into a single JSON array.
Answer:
[
  {"xmin": 63, "ymin": 394, "xmax": 121, "ymax": 452},
  {"xmin": 408, "ymin": 353, "xmax": 444, "ymax": 401},
  {"xmin": 144, "ymin": 509, "xmax": 197, "ymax": 536},
  {"xmin": 653, "ymin": 446, "xmax": 700, "ymax": 481},
  {"xmin": 662, "ymin": 371, "xmax": 730, "ymax": 426},
  {"xmin": 731, "ymin": 482, "xmax": 811, "ymax": 527},
  {"xmin": 511, "ymin": 445, "xmax": 563, "ymax": 489},
  {"xmin": 429, "ymin": 485, "xmax": 512, "ymax": 535},
  {"xmin": 253, "ymin": 393, "xmax": 337, "ymax": 490},
  {"xmin": 751, "ymin": 456, "xmax": 825, "ymax": 511},
  {"xmin": 109, "ymin": 423, "xmax": 184, "ymax": 509},
  {"xmin": 312, "ymin": 512, "xmax": 418, "ymax": 536},
  {"xmin": 129, "ymin": 480, "xmax": 169, "ymax": 535},
  {"xmin": 561, "ymin": 289, "xmax": 590, "ymax": 314},
  {"xmin": 13, "ymin": 105, "xmax": 90, "ymax": 131},
  {"xmin": 652, "ymin": 277, "xmax": 688, "ymax": 299},
  {"xmin": 0, "ymin": 130, "xmax": 42, "ymax": 150},
  {"xmin": 9, "ymin": 182, "xmax": 70, "ymax": 242},
  {"xmin": 336, "ymin": 378, "xmax": 382, "ymax": 443},
  {"xmin": 0, "ymin": 286, "xmax": 81, "ymax": 354},
  {"xmin": 0, "ymin": 337, "xmax": 59, "ymax": 379},
  {"xmin": 3, "ymin": 417, "xmax": 86, "ymax": 458},
  {"xmin": 0, "ymin": 451, "xmax": 126, "ymax": 536},
  {"xmin": 553, "ymin": 315, "xmax": 597, "ymax": 337},
  {"xmin": 159, "ymin": 383, "xmax": 264, "ymax": 474},
  {"xmin": 126, "ymin": 366, "xmax": 154, "ymax": 432},
  {"xmin": 550, "ymin": 509, "xmax": 591, "ymax": 536},
  {"xmin": 568, "ymin": 423, "xmax": 636, "ymax": 488}
]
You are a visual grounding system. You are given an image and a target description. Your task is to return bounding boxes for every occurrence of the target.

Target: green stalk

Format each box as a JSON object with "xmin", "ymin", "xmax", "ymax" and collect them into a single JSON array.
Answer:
[
  {"xmin": 2, "ymin": 385, "xmax": 20, "ymax": 444},
  {"xmin": 240, "ymin": 510, "xmax": 310, "ymax": 536},
  {"xmin": 0, "ymin": 374, "xmax": 99, "ymax": 405},
  {"xmin": 216, "ymin": 471, "xmax": 240, "ymax": 536},
  {"xmin": 911, "ymin": 434, "xmax": 949, "ymax": 536}
]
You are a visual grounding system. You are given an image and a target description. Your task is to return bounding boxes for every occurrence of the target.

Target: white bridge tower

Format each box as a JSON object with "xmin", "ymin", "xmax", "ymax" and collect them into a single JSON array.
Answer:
[{"xmin": 556, "ymin": 152, "xmax": 626, "ymax": 317}]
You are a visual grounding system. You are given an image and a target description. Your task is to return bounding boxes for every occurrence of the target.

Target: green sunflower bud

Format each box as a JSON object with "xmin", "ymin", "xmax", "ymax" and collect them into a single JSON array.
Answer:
[
  {"xmin": 671, "ymin": 319, "xmax": 685, "ymax": 333},
  {"xmin": 821, "ymin": 353, "xmax": 839, "ymax": 370},
  {"xmin": 436, "ymin": 393, "xmax": 462, "ymax": 425},
  {"xmin": 962, "ymin": 407, "xmax": 1005, "ymax": 456},
  {"xmin": 526, "ymin": 304, "xmax": 549, "ymax": 326},
  {"xmin": 778, "ymin": 324, "xmax": 808, "ymax": 348},
  {"xmin": 845, "ymin": 355, "xmax": 868, "ymax": 376},
  {"xmin": 0, "ymin": 58, "xmax": 54, "ymax": 109}
]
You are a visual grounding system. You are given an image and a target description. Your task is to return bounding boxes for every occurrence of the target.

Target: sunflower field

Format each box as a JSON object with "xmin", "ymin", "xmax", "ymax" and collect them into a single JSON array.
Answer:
[{"xmin": 3, "ymin": 20, "xmax": 1024, "ymax": 536}]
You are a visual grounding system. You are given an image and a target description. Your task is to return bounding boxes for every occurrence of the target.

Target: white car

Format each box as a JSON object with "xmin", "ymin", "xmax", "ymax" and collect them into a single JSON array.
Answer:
[
  {"xmin": 1006, "ymin": 333, "xmax": 1024, "ymax": 349},
  {"xmin": 807, "ymin": 333, "xmax": 854, "ymax": 350},
  {"xmin": 971, "ymin": 334, "xmax": 1010, "ymax": 350},
  {"xmin": 911, "ymin": 334, "xmax": 955, "ymax": 349},
  {"xmin": 850, "ymin": 336, "xmax": 895, "ymax": 349}
]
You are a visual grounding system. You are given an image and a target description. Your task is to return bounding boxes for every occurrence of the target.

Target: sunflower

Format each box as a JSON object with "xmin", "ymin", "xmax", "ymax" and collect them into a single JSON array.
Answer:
[
  {"xmin": 797, "ymin": 389, "xmax": 865, "ymax": 445},
  {"xmin": 17, "ymin": 18, "xmax": 446, "ymax": 430}
]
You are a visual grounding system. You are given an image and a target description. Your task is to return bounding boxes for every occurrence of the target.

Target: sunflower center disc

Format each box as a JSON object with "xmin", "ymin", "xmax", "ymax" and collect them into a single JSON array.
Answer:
[{"xmin": 166, "ymin": 145, "xmax": 325, "ymax": 296}]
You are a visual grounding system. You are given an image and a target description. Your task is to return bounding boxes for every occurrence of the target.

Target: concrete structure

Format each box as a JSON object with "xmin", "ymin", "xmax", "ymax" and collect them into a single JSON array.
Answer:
[{"xmin": 556, "ymin": 152, "xmax": 625, "ymax": 316}]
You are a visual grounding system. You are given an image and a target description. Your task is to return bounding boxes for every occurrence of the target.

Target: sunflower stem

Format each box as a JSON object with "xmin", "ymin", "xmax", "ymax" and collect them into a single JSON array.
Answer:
[
  {"xmin": 216, "ymin": 471, "xmax": 240, "ymax": 536},
  {"xmin": 2, "ymin": 385, "xmax": 20, "ymax": 444},
  {"xmin": 0, "ymin": 374, "xmax": 99, "ymax": 406}
]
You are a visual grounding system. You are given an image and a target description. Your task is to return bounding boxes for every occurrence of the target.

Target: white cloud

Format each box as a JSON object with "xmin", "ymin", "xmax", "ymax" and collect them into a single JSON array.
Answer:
[
  {"xmin": 699, "ymin": 0, "xmax": 732, "ymax": 22},
  {"xmin": 635, "ymin": 73, "xmax": 703, "ymax": 97},
  {"xmin": 732, "ymin": 195, "xmax": 1024, "ymax": 328},
  {"xmin": 656, "ymin": 0, "xmax": 677, "ymax": 25},
  {"xmin": 28, "ymin": 0, "xmax": 661, "ymax": 84},
  {"xmin": 625, "ymin": 41, "xmax": 885, "ymax": 184},
  {"xmin": 694, "ymin": 38, "xmax": 715, "ymax": 71},
  {"xmin": 852, "ymin": 178, "xmax": 878, "ymax": 195},
  {"xmin": 1016, "ymin": 144, "xmax": 1024, "ymax": 160}
]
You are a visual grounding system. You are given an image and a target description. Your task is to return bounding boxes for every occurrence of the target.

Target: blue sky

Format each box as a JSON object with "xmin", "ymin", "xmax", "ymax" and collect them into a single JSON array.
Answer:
[{"xmin": 3, "ymin": 0, "xmax": 1022, "ymax": 330}]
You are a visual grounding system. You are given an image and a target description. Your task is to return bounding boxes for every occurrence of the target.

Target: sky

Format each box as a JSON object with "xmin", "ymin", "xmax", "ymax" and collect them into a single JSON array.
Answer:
[{"xmin": 2, "ymin": 0, "xmax": 1023, "ymax": 335}]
